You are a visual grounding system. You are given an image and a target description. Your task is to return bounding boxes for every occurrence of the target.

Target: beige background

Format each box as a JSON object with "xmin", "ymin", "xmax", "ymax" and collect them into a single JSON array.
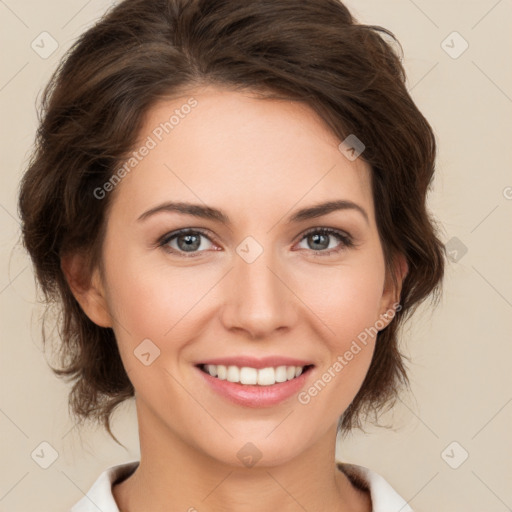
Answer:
[{"xmin": 1, "ymin": 1, "xmax": 511, "ymax": 511}]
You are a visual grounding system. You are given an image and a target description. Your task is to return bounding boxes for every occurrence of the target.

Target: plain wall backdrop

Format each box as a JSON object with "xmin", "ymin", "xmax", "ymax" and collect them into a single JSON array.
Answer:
[{"xmin": 1, "ymin": 1, "xmax": 511, "ymax": 511}]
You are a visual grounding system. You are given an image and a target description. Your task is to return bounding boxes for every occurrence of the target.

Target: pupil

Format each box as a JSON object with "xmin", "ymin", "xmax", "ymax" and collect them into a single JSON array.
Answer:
[
  {"xmin": 179, "ymin": 234, "xmax": 200, "ymax": 251},
  {"xmin": 310, "ymin": 233, "xmax": 328, "ymax": 250}
]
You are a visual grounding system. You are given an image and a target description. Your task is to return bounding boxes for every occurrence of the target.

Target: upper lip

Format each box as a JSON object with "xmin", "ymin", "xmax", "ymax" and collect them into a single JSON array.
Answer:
[{"xmin": 196, "ymin": 356, "xmax": 314, "ymax": 369}]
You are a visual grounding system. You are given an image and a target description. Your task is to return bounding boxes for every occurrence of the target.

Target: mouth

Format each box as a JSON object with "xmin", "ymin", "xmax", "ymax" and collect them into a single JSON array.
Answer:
[{"xmin": 196, "ymin": 363, "xmax": 315, "ymax": 386}]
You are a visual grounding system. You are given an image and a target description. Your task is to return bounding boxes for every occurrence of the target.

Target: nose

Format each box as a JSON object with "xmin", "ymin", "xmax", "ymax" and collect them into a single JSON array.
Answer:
[{"xmin": 220, "ymin": 243, "xmax": 298, "ymax": 340}]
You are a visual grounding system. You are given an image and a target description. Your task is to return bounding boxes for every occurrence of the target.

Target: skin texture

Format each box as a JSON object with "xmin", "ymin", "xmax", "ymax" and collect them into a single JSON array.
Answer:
[{"xmin": 63, "ymin": 85, "xmax": 406, "ymax": 512}]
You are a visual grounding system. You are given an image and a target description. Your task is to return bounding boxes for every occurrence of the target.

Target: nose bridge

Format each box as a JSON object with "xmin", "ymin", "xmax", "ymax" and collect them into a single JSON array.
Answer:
[{"xmin": 222, "ymin": 236, "xmax": 296, "ymax": 337}]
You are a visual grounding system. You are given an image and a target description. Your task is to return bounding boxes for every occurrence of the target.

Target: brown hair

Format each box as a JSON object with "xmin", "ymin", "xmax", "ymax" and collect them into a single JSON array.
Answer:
[{"xmin": 18, "ymin": 0, "xmax": 445, "ymax": 444}]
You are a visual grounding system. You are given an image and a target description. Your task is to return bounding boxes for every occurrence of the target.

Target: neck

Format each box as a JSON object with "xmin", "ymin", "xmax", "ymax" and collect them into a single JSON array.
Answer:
[{"xmin": 113, "ymin": 401, "xmax": 371, "ymax": 512}]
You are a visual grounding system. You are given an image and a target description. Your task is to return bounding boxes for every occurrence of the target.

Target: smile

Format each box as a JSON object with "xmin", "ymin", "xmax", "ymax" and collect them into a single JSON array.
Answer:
[
  {"xmin": 198, "ymin": 363, "xmax": 314, "ymax": 386},
  {"xmin": 195, "ymin": 363, "xmax": 315, "ymax": 407}
]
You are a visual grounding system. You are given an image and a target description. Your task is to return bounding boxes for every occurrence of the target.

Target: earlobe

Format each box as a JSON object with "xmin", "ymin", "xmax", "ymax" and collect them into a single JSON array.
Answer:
[
  {"xmin": 60, "ymin": 252, "xmax": 113, "ymax": 328},
  {"xmin": 378, "ymin": 253, "xmax": 408, "ymax": 329}
]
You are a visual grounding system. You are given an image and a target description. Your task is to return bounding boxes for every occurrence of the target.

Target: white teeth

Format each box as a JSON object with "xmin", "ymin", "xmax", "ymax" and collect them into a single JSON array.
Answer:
[
  {"xmin": 226, "ymin": 366, "xmax": 239, "ymax": 382},
  {"xmin": 206, "ymin": 364, "xmax": 218, "ymax": 377},
  {"xmin": 202, "ymin": 364, "xmax": 308, "ymax": 386},
  {"xmin": 257, "ymin": 367, "xmax": 275, "ymax": 386},
  {"xmin": 275, "ymin": 366, "xmax": 287, "ymax": 383},
  {"xmin": 240, "ymin": 367, "xmax": 258, "ymax": 385}
]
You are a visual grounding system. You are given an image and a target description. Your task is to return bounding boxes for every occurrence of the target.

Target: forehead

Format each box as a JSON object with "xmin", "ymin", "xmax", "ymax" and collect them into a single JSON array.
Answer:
[{"xmin": 111, "ymin": 85, "xmax": 374, "ymax": 223}]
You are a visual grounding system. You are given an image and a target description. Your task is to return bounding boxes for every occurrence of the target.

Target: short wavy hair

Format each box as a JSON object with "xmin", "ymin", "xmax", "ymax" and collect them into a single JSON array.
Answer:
[{"xmin": 18, "ymin": 0, "xmax": 445, "ymax": 443}]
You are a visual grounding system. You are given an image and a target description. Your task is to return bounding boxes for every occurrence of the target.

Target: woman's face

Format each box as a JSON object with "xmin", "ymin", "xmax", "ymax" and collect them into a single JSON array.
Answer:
[{"xmin": 82, "ymin": 85, "xmax": 401, "ymax": 466}]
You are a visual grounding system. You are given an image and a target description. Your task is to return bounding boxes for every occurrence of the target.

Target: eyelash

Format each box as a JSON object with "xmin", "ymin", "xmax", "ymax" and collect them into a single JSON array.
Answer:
[{"xmin": 157, "ymin": 227, "xmax": 355, "ymax": 258}]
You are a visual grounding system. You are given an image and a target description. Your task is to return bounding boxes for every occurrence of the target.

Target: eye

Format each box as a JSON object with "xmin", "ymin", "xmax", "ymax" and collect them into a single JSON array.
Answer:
[
  {"xmin": 157, "ymin": 227, "xmax": 355, "ymax": 258},
  {"xmin": 158, "ymin": 228, "xmax": 217, "ymax": 257},
  {"xmin": 296, "ymin": 227, "xmax": 354, "ymax": 256}
]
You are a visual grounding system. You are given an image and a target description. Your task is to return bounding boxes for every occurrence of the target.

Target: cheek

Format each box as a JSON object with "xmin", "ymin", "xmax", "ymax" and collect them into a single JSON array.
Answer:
[
  {"xmin": 295, "ymin": 261, "xmax": 384, "ymax": 398},
  {"xmin": 294, "ymin": 276, "xmax": 382, "ymax": 419},
  {"xmin": 299, "ymin": 261, "xmax": 385, "ymax": 342},
  {"xmin": 102, "ymin": 245, "xmax": 218, "ymax": 358}
]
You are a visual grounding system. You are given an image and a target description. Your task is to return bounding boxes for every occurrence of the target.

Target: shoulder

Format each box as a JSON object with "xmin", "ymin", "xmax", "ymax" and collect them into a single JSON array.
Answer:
[
  {"xmin": 69, "ymin": 461, "xmax": 139, "ymax": 512},
  {"xmin": 337, "ymin": 461, "xmax": 414, "ymax": 512}
]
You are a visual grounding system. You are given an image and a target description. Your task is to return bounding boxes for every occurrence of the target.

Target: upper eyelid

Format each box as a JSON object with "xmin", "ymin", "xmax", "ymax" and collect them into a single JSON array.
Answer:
[
  {"xmin": 299, "ymin": 226, "xmax": 352, "ymax": 240},
  {"xmin": 159, "ymin": 226, "xmax": 353, "ymax": 250},
  {"xmin": 159, "ymin": 227, "xmax": 217, "ymax": 245}
]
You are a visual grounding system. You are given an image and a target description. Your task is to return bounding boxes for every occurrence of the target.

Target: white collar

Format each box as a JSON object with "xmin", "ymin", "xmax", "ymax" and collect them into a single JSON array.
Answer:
[{"xmin": 338, "ymin": 462, "xmax": 413, "ymax": 512}]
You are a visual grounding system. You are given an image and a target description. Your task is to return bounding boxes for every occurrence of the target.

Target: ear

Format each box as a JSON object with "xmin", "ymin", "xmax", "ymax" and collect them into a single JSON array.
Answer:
[
  {"xmin": 377, "ymin": 253, "xmax": 408, "ymax": 328},
  {"xmin": 60, "ymin": 252, "xmax": 113, "ymax": 328}
]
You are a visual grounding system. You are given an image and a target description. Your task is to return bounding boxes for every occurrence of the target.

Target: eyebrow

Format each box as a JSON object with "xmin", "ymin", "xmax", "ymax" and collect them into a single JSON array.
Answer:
[{"xmin": 137, "ymin": 199, "xmax": 369, "ymax": 226}]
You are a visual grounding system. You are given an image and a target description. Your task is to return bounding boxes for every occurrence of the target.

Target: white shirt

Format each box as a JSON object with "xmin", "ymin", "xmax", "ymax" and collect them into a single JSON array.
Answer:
[{"xmin": 70, "ymin": 460, "xmax": 413, "ymax": 512}]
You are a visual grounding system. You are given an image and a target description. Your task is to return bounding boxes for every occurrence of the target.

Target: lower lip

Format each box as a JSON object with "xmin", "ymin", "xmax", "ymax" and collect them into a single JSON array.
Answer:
[{"xmin": 195, "ymin": 365, "xmax": 314, "ymax": 407}]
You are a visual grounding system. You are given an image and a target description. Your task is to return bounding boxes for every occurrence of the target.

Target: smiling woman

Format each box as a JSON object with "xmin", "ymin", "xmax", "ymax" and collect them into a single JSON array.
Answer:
[{"xmin": 17, "ymin": 1, "xmax": 445, "ymax": 511}]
